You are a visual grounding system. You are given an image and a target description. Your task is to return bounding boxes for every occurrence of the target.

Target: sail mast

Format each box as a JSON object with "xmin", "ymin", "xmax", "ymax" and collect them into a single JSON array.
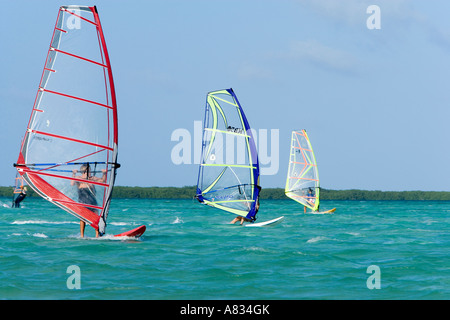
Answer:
[{"xmin": 90, "ymin": 5, "xmax": 119, "ymax": 234}]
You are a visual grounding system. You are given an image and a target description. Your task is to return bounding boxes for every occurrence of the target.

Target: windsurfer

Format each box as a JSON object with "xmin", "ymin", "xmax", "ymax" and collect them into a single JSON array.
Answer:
[
  {"xmin": 230, "ymin": 193, "xmax": 260, "ymax": 225},
  {"xmin": 230, "ymin": 215, "xmax": 251, "ymax": 225},
  {"xmin": 13, "ymin": 186, "xmax": 27, "ymax": 208},
  {"xmin": 71, "ymin": 164, "xmax": 107, "ymax": 237}
]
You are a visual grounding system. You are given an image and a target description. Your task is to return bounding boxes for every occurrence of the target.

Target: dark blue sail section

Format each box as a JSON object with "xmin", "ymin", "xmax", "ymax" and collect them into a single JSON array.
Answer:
[{"xmin": 227, "ymin": 88, "xmax": 260, "ymax": 221}]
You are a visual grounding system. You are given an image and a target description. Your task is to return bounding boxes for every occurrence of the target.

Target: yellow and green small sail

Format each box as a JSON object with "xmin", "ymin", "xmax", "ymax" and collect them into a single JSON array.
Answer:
[
  {"xmin": 285, "ymin": 130, "xmax": 320, "ymax": 211},
  {"xmin": 196, "ymin": 89, "xmax": 260, "ymax": 221}
]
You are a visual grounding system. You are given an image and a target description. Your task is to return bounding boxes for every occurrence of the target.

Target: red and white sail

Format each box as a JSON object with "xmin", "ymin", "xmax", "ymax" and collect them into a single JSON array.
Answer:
[{"xmin": 15, "ymin": 6, "xmax": 118, "ymax": 235}]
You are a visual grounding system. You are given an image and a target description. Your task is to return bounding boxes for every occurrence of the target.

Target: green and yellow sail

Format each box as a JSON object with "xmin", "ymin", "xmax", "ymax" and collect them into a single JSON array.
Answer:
[{"xmin": 285, "ymin": 130, "xmax": 320, "ymax": 211}]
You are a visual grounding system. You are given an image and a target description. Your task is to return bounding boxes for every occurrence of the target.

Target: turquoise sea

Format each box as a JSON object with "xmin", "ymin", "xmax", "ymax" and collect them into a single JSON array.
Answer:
[{"xmin": 0, "ymin": 197, "xmax": 448, "ymax": 301}]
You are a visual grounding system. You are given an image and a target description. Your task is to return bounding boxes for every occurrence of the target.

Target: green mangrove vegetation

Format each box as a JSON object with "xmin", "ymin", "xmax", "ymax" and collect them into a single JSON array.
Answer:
[{"xmin": 1, "ymin": 185, "xmax": 450, "ymax": 201}]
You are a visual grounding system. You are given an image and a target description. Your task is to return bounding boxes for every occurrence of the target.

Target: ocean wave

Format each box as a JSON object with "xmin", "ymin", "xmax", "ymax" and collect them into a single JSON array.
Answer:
[
  {"xmin": 8, "ymin": 232, "xmax": 48, "ymax": 238},
  {"xmin": 33, "ymin": 233, "xmax": 48, "ymax": 238},
  {"xmin": 172, "ymin": 217, "xmax": 183, "ymax": 224},
  {"xmin": 12, "ymin": 220, "xmax": 77, "ymax": 225},
  {"xmin": 109, "ymin": 222, "xmax": 130, "ymax": 226},
  {"xmin": 244, "ymin": 246, "xmax": 271, "ymax": 253},
  {"xmin": 306, "ymin": 236, "xmax": 328, "ymax": 243},
  {"xmin": 12, "ymin": 220, "xmax": 134, "ymax": 226}
]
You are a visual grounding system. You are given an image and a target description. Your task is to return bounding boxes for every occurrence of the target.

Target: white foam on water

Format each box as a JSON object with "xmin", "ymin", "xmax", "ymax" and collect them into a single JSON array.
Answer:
[
  {"xmin": 172, "ymin": 217, "xmax": 183, "ymax": 224},
  {"xmin": 12, "ymin": 220, "xmax": 76, "ymax": 225},
  {"xmin": 307, "ymin": 236, "xmax": 327, "ymax": 243},
  {"xmin": 32, "ymin": 233, "xmax": 48, "ymax": 238}
]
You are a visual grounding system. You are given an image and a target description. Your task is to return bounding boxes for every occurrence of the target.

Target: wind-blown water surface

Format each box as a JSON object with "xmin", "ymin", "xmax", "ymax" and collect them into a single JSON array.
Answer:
[{"xmin": 0, "ymin": 197, "xmax": 448, "ymax": 299}]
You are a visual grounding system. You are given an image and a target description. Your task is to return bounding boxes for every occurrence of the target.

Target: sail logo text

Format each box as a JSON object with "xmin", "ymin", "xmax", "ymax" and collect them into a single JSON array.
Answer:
[{"xmin": 171, "ymin": 121, "xmax": 279, "ymax": 175}]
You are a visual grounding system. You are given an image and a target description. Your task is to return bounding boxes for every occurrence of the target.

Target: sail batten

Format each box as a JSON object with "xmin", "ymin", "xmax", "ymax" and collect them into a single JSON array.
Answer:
[
  {"xmin": 15, "ymin": 6, "xmax": 118, "ymax": 235},
  {"xmin": 196, "ymin": 89, "xmax": 260, "ymax": 221},
  {"xmin": 17, "ymin": 168, "xmax": 110, "ymax": 187},
  {"xmin": 41, "ymin": 88, "xmax": 114, "ymax": 109},
  {"xmin": 28, "ymin": 129, "xmax": 114, "ymax": 150},
  {"xmin": 50, "ymin": 48, "xmax": 108, "ymax": 68}
]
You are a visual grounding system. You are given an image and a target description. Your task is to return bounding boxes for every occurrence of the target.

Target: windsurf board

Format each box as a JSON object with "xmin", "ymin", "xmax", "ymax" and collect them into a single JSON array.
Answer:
[
  {"xmin": 114, "ymin": 225, "xmax": 146, "ymax": 238},
  {"xmin": 307, "ymin": 208, "xmax": 336, "ymax": 215},
  {"xmin": 245, "ymin": 216, "xmax": 284, "ymax": 227}
]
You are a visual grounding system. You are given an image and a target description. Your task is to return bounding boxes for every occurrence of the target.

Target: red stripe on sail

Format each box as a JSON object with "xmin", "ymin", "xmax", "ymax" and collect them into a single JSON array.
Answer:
[
  {"xmin": 29, "ymin": 129, "xmax": 113, "ymax": 151},
  {"xmin": 41, "ymin": 88, "xmax": 113, "ymax": 110},
  {"xmin": 55, "ymin": 198, "xmax": 103, "ymax": 211},
  {"xmin": 20, "ymin": 167, "xmax": 109, "ymax": 188},
  {"xmin": 50, "ymin": 47, "xmax": 108, "ymax": 68},
  {"xmin": 291, "ymin": 161, "xmax": 316, "ymax": 166},
  {"xmin": 55, "ymin": 27, "xmax": 67, "ymax": 33}
]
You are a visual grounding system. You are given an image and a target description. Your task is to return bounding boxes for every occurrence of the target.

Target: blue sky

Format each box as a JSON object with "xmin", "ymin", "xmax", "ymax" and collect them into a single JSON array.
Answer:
[{"xmin": 1, "ymin": 0, "xmax": 449, "ymax": 191}]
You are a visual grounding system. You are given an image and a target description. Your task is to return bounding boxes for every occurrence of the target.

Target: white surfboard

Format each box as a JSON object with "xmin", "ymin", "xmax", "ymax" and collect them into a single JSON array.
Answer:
[
  {"xmin": 245, "ymin": 216, "xmax": 284, "ymax": 227},
  {"xmin": 306, "ymin": 208, "xmax": 336, "ymax": 215}
]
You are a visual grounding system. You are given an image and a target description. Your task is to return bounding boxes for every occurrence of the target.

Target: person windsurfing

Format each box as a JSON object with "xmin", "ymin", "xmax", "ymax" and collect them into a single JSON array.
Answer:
[
  {"xmin": 13, "ymin": 186, "xmax": 27, "ymax": 208},
  {"xmin": 230, "ymin": 187, "xmax": 260, "ymax": 225},
  {"xmin": 305, "ymin": 187, "xmax": 316, "ymax": 213},
  {"xmin": 71, "ymin": 164, "xmax": 107, "ymax": 237}
]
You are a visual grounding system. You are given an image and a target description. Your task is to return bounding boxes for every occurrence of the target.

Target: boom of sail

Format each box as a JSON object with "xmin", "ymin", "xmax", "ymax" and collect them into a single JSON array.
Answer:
[
  {"xmin": 196, "ymin": 89, "xmax": 260, "ymax": 221},
  {"xmin": 14, "ymin": 6, "xmax": 118, "ymax": 235},
  {"xmin": 285, "ymin": 130, "xmax": 320, "ymax": 211}
]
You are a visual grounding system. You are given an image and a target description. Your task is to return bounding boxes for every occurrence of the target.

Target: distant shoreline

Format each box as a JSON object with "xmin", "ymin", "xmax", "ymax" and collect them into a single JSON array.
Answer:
[{"xmin": 2, "ymin": 185, "xmax": 450, "ymax": 201}]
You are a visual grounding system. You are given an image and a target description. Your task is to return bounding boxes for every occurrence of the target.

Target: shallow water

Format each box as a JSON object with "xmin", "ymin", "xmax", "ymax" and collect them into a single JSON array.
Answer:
[{"xmin": 0, "ymin": 197, "xmax": 448, "ymax": 300}]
